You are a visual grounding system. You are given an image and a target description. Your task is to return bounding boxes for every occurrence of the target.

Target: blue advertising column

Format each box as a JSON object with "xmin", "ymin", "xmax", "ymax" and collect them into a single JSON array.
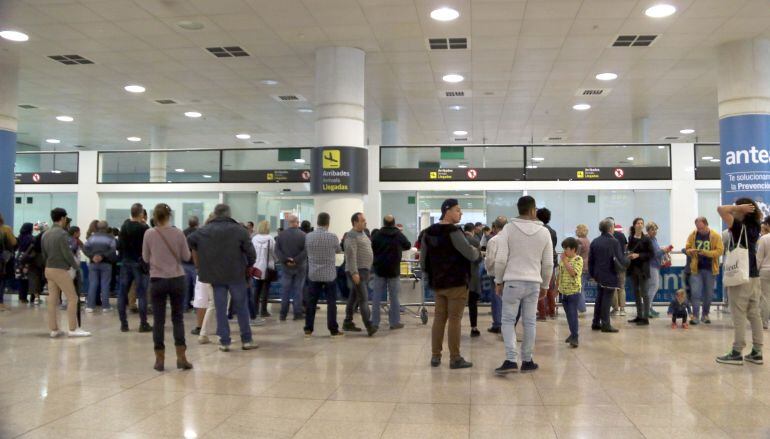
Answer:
[
  {"xmin": 719, "ymin": 38, "xmax": 770, "ymax": 213},
  {"xmin": 0, "ymin": 48, "xmax": 19, "ymax": 230}
]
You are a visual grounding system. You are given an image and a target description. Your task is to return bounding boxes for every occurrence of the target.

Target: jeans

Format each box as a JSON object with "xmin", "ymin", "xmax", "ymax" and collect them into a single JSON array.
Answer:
[
  {"xmin": 182, "ymin": 263, "xmax": 197, "ymax": 310},
  {"xmin": 150, "ymin": 276, "xmax": 186, "ymax": 350},
  {"xmin": 118, "ymin": 261, "xmax": 148, "ymax": 326},
  {"xmin": 728, "ymin": 278, "xmax": 763, "ymax": 352},
  {"xmin": 345, "ymin": 270, "xmax": 372, "ymax": 327},
  {"xmin": 305, "ymin": 281, "xmax": 339, "ymax": 333},
  {"xmin": 371, "ymin": 275, "xmax": 401, "ymax": 328},
  {"xmin": 562, "ymin": 293, "xmax": 581, "ymax": 339},
  {"xmin": 672, "ymin": 310, "xmax": 688, "ymax": 324},
  {"xmin": 490, "ymin": 279, "xmax": 502, "ymax": 328},
  {"xmin": 647, "ymin": 267, "xmax": 660, "ymax": 310},
  {"xmin": 213, "ymin": 281, "xmax": 252, "ymax": 346},
  {"xmin": 254, "ymin": 279, "xmax": 272, "ymax": 317},
  {"xmin": 0, "ymin": 277, "xmax": 5, "ymax": 304},
  {"xmin": 537, "ymin": 272, "xmax": 557, "ymax": 318},
  {"xmin": 630, "ymin": 272, "xmax": 649, "ymax": 319},
  {"xmin": 592, "ymin": 285, "xmax": 615, "ymax": 329},
  {"xmin": 431, "ymin": 286, "xmax": 468, "ymax": 361},
  {"xmin": 87, "ymin": 262, "xmax": 112, "ymax": 309},
  {"xmin": 579, "ymin": 273, "xmax": 590, "ymax": 313},
  {"xmin": 690, "ymin": 269, "xmax": 715, "ymax": 319},
  {"xmin": 280, "ymin": 269, "xmax": 306, "ymax": 318},
  {"xmin": 502, "ymin": 281, "xmax": 539, "ymax": 363}
]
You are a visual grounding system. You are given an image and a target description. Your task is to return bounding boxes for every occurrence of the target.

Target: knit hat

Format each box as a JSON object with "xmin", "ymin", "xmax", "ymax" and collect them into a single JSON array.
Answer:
[{"xmin": 440, "ymin": 198, "xmax": 459, "ymax": 220}]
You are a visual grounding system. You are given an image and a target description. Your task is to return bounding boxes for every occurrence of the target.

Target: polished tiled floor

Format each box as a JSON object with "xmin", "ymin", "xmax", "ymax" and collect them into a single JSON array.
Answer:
[{"xmin": 1, "ymin": 298, "xmax": 770, "ymax": 439}]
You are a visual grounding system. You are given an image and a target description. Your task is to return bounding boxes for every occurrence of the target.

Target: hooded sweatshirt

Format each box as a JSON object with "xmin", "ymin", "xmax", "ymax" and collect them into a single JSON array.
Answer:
[{"xmin": 493, "ymin": 218, "xmax": 554, "ymax": 290}]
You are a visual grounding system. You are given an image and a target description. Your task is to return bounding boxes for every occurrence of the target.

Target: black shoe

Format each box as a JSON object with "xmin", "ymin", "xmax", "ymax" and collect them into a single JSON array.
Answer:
[
  {"xmin": 487, "ymin": 326, "xmax": 501, "ymax": 334},
  {"xmin": 293, "ymin": 314, "xmax": 304, "ymax": 321},
  {"xmin": 279, "ymin": 315, "xmax": 287, "ymax": 322},
  {"xmin": 330, "ymin": 330, "xmax": 345, "ymax": 338},
  {"xmin": 450, "ymin": 357, "xmax": 473, "ymax": 369},
  {"xmin": 343, "ymin": 322, "xmax": 362, "ymax": 332},
  {"xmin": 366, "ymin": 325, "xmax": 378, "ymax": 337},
  {"xmin": 430, "ymin": 356, "xmax": 441, "ymax": 367},
  {"xmin": 636, "ymin": 318, "xmax": 650, "ymax": 326},
  {"xmin": 745, "ymin": 349, "xmax": 764, "ymax": 365},
  {"xmin": 470, "ymin": 328, "xmax": 481, "ymax": 337},
  {"xmin": 494, "ymin": 360, "xmax": 518, "ymax": 376},
  {"xmin": 569, "ymin": 337, "xmax": 579, "ymax": 348},
  {"xmin": 627, "ymin": 317, "xmax": 640, "ymax": 323},
  {"xmin": 591, "ymin": 324, "xmax": 602, "ymax": 331},
  {"xmin": 703, "ymin": 317, "xmax": 711, "ymax": 324},
  {"xmin": 260, "ymin": 312, "xmax": 272, "ymax": 318},
  {"xmin": 564, "ymin": 336, "xmax": 573, "ymax": 343},
  {"xmin": 138, "ymin": 322, "xmax": 153, "ymax": 333},
  {"xmin": 689, "ymin": 319, "xmax": 699, "ymax": 326},
  {"xmin": 601, "ymin": 326, "xmax": 619, "ymax": 333},
  {"xmin": 120, "ymin": 323, "xmax": 129, "ymax": 333},
  {"xmin": 520, "ymin": 360, "xmax": 539, "ymax": 373},
  {"xmin": 191, "ymin": 327, "xmax": 201, "ymax": 335},
  {"xmin": 716, "ymin": 350, "xmax": 743, "ymax": 365}
]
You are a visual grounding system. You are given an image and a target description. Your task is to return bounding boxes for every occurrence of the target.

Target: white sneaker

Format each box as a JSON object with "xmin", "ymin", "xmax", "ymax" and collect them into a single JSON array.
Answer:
[
  {"xmin": 50, "ymin": 330, "xmax": 64, "ymax": 338},
  {"xmin": 68, "ymin": 328, "xmax": 92, "ymax": 337},
  {"xmin": 219, "ymin": 344, "xmax": 230, "ymax": 352},
  {"xmin": 102, "ymin": 308, "xmax": 112, "ymax": 313},
  {"xmin": 242, "ymin": 341, "xmax": 259, "ymax": 350},
  {"xmin": 85, "ymin": 308, "xmax": 95, "ymax": 313},
  {"xmin": 198, "ymin": 335, "xmax": 210, "ymax": 344},
  {"xmin": 619, "ymin": 309, "xmax": 626, "ymax": 317},
  {"xmin": 250, "ymin": 318, "xmax": 266, "ymax": 326}
]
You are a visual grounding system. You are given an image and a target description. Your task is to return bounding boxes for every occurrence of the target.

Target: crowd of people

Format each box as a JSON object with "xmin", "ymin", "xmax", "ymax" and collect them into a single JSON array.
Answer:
[{"xmin": 0, "ymin": 193, "xmax": 767, "ymax": 372}]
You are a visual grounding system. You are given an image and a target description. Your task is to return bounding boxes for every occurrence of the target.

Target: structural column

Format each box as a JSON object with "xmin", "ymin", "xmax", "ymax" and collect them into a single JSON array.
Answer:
[
  {"xmin": 718, "ymin": 37, "xmax": 770, "ymax": 213},
  {"xmin": 0, "ymin": 49, "xmax": 19, "ymax": 229},
  {"xmin": 149, "ymin": 126, "xmax": 167, "ymax": 183},
  {"xmin": 312, "ymin": 47, "xmax": 367, "ymax": 236}
]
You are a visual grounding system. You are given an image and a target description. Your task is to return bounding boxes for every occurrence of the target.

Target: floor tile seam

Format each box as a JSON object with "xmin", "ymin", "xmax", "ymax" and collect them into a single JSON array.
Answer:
[{"xmin": 381, "ymin": 381, "xmax": 411, "ymax": 425}]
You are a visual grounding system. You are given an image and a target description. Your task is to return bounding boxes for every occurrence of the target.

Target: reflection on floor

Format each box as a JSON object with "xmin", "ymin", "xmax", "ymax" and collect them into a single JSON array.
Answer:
[{"xmin": 0, "ymin": 300, "xmax": 769, "ymax": 439}]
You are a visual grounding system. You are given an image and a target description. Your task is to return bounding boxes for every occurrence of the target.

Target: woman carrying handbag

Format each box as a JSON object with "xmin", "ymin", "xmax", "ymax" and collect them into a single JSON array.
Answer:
[{"xmin": 252, "ymin": 220, "xmax": 278, "ymax": 321}]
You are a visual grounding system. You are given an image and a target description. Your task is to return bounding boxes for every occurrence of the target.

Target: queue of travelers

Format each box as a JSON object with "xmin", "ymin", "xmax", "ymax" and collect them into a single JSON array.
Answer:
[{"xmin": 0, "ymin": 194, "xmax": 765, "ymax": 372}]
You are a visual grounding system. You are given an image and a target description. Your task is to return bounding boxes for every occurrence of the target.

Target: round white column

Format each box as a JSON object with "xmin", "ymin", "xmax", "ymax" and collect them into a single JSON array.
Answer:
[
  {"xmin": 149, "ymin": 126, "xmax": 167, "ymax": 182},
  {"xmin": 313, "ymin": 47, "xmax": 366, "ymax": 236}
]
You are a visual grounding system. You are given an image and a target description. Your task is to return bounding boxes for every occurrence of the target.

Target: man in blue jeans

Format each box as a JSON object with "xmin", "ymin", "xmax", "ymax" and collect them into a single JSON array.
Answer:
[
  {"xmin": 304, "ymin": 212, "xmax": 344, "ymax": 337},
  {"xmin": 493, "ymin": 196, "xmax": 554, "ymax": 375},
  {"xmin": 84, "ymin": 220, "xmax": 117, "ymax": 312},
  {"xmin": 117, "ymin": 203, "xmax": 151, "ymax": 333},
  {"xmin": 275, "ymin": 215, "xmax": 307, "ymax": 321},
  {"xmin": 188, "ymin": 204, "xmax": 258, "ymax": 351},
  {"xmin": 483, "ymin": 216, "xmax": 508, "ymax": 333},
  {"xmin": 370, "ymin": 215, "xmax": 411, "ymax": 330},
  {"xmin": 182, "ymin": 216, "xmax": 199, "ymax": 311}
]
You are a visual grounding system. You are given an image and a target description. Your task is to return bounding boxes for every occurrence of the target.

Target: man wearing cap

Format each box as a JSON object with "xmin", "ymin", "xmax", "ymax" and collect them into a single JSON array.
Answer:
[{"xmin": 420, "ymin": 199, "xmax": 480, "ymax": 369}]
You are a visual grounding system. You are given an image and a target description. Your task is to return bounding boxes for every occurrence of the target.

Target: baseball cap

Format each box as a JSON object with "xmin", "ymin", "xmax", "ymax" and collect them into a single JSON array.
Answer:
[{"xmin": 440, "ymin": 198, "xmax": 459, "ymax": 220}]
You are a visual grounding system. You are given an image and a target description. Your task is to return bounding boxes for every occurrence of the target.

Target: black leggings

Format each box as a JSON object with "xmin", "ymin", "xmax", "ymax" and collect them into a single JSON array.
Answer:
[
  {"xmin": 671, "ymin": 310, "xmax": 688, "ymax": 324},
  {"xmin": 468, "ymin": 290, "xmax": 479, "ymax": 327},
  {"xmin": 254, "ymin": 279, "xmax": 272, "ymax": 317},
  {"xmin": 630, "ymin": 273, "xmax": 649, "ymax": 319},
  {"xmin": 150, "ymin": 276, "xmax": 186, "ymax": 350}
]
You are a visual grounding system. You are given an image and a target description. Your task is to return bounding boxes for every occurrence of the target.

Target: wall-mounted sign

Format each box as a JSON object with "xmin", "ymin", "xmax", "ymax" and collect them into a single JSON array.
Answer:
[
  {"xmin": 380, "ymin": 168, "xmax": 525, "ymax": 182},
  {"xmin": 14, "ymin": 172, "xmax": 78, "ymax": 184},
  {"xmin": 311, "ymin": 146, "xmax": 368, "ymax": 194},
  {"xmin": 526, "ymin": 167, "xmax": 670, "ymax": 181},
  {"xmin": 720, "ymin": 114, "xmax": 770, "ymax": 215},
  {"xmin": 220, "ymin": 169, "xmax": 310, "ymax": 183}
]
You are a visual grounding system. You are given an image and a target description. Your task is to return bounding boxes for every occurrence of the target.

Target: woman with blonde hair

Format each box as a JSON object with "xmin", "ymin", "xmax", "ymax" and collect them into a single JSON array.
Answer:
[
  {"xmin": 646, "ymin": 221, "xmax": 673, "ymax": 319},
  {"xmin": 575, "ymin": 224, "xmax": 590, "ymax": 315},
  {"xmin": 252, "ymin": 220, "xmax": 277, "ymax": 320}
]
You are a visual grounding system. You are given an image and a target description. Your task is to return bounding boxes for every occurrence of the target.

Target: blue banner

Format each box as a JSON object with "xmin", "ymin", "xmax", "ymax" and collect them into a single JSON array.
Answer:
[{"xmin": 720, "ymin": 114, "xmax": 770, "ymax": 215}]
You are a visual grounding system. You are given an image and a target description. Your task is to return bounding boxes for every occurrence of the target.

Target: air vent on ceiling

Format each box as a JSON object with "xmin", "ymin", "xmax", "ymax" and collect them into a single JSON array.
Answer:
[
  {"xmin": 251, "ymin": 140, "xmax": 267, "ymax": 144},
  {"xmin": 18, "ymin": 104, "xmax": 38, "ymax": 109},
  {"xmin": 48, "ymin": 54, "xmax": 94, "ymax": 65},
  {"xmin": 576, "ymin": 88, "xmax": 612, "ymax": 97},
  {"xmin": 206, "ymin": 46, "xmax": 249, "ymax": 57},
  {"xmin": 612, "ymin": 35, "xmax": 657, "ymax": 47},
  {"xmin": 453, "ymin": 137, "xmax": 468, "ymax": 142},
  {"xmin": 271, "ymin": 94, "xmax": 307, "ymax": 102},
  {"xmin": 154, "ymin": 99, "xmax": 178, "ymax": 105},
  {"xmin": 664, "ymin": 136, "xmax": 679, "ymax": 140},
  {"xmin": 74, "ymin": 145, "xmax": 87, "ymax": 148},
  {"xmin": 547, "ymin": 137, "xmax": 564, "ymax": 141},
  {"xmin": 428, "ymin": 37, "xmax": 468, "ymax": 50},
  {"xmin": 440, "ymin": 90, "xmax": 472, "ymax": 98}
]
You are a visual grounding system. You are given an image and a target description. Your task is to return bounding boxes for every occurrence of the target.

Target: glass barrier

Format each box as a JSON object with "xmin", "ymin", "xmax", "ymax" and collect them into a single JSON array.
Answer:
[
  {"xmin": 221, "ymin": 148, "xmax": 312, "ymax": 183},
  {"xmin": 380, "ymin": 145, "xmax": 526, "ymax": 181},
  {"xmin": 524, "ymin": 144, "xmax": 671, "ymax": 180},
  {"xmin": 99, "ymin": 192, "xmax": 220, "ymax": 229},
  {"xmin": 98, "ymin": 150, "xmax": 220, "ymax": 183},
  {"xmin": 13, "ymin": 192, "xmax": 78, "ymax": 232},
  {"xmin": 695, "ymin": 144, "xmax": 720, "ymax": 180},
  {"xmin": 14, "ymin": 152, "xmax": 79, "ymax": 184}
]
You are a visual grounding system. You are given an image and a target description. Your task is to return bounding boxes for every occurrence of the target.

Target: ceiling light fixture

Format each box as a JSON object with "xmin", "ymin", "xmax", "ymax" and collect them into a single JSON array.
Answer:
[
  {"xmin": 658, "ymin": 145, "xmax": 666, "ymax": 149},
  {"xmin": 572, "ymin": 103, "xmax": 591, "ymax": 111},
  {"xmin": 449, "ymin": 105, "xmax": 464, "ymax": 111},
  {"xmin": 124, "ymin": 84, "xmax": 146, "ymax": 93},
  {"xmin": 680, "ymin": 129, "xmax": 695, "ymax": 134},
  {"xmin": 532, "ymin": 157, "xmax": 545, "ymax": 162},
  {"xmin": 457, "ymin": 164, "xmax": 468, "ymax": 168},
  {"xmin": 0, "ymin": 30, "xmax": 29, "ymax": 42},
  {"xmin": 595, "ymin": 72, "xmax": 618, "ymax": 81},
  {"xmin": 260, "ymin": 79, "xmax": 278, "ymax": 85},
  {"xmin": 626, "ymin": 156, "xmax": 635, "ymax": 161},
  {"xmin": 430, "ymin": 7, "xmax": 460, "ymax": 21},
  {"xmin": 645, "ymin": 4, "xmax": 676, "ymax": 18},
  {"xmin": 202, "ymin": 174, "xmax": 212, "ymax": 179},
  {"xmin": 710, "ymin": 159, "xmax": 720, "ymax": 163},
  {"xmin": 442, "ymin": 73, "xmax": 464, "ymax": 83},
  {"xmin": 46, "ymin": 138, "xmax": 60, "ymax": 144},
  {"xmin": 184, "ymin": 111, "xmax": 202, "ymax": 118},
  {"xmin": 176, "ymin": 20, "xmax": 204, "ymax": 30},
  {"xmin": 236, "ymin": 133, "xmax": 251, "ymax": 140},
  {"xmin": 51, "ymin": 169, "xmax": 62, "ymax": 174},
  {"xmin": 175, "ymin": 168, "xmax": 185, "ymax": 173},
  {"xmin": 453, "ymin": 130, "xmax": 468, "ymax": 136},
  {"xmin": 297, "ymin": 108, "xmax": 313, "ymax": 113},
  {"xmin": 127, "ymin": 136, "xmax": 141, "ymax": 142},
  {"xmin": 294, "ymin": 158, "xmax": 306, "ymax": 164},
  {"xmin": 56, "ymin": 115, "xmax": 74, "ymax": 122},
  {"xmin": 702, "ymin": 156, "xmax": 714, "ymax": 160},
  {"xmin": 526, "ymin": 165, "xmax": 538, "ymax": 169}
]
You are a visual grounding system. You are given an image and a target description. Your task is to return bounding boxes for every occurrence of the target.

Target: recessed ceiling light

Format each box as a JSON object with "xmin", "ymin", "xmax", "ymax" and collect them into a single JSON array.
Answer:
[
  {"xmin": 449, "ymin": 105, "xmax": 464, "ymax": 111},
  {"xmin": 680, "ymin": 129, "xmax": 695, "ymax": 134},
  {"xmin": 236, "ymin": 133, "xmax": 251, "ymax": 140},
  {"xmin": 56, "ymin": 115, "xmax": 74, "ymax": 122},
  {"xmin": 175, "ymin": 168, "xmax": 185, "ymax": 173},
  {"xmin": 645, "ymin": 4, "xmax": 676, "ymax": 18},
  {"xmin": 702, "ymin": 156, "xmax": 714, "ymax": 160},
  {"xmin": 626, "ymin": 156, "xmax": 635, "ymax": 161},
  {"xmin": 457, "ymin": 164, "xmax": 468, "ymax": 168},
  {"xmin": 595, "ymin": 72, "xmax": 618, "ymax": 81},
  {"xmin": 532, "ymin": 157, "xmax": 545, "ymax": 162},
  {"xmin": 124, "ymin": 84, "xmax": 146, "ymax": 93},
  {"xmin": 710, "ymin": 159, "xmax": 720, "ymax": 163},
  {"xmin": 658, "ymin": 145, "xmax": 665, "ymax": 149},
  {"xmin": 0, "ymin": 30, "xmax": 29, "ymax": 42},
  {"xmin": 442, "ymin": 74, "xmax": 464, "ymax": 83},
  {"xmin": 294, "ymin": 158, "xmax": 306, "ymax": 164},
  {"xmin": 526, "ymin": 165, "xmax": 538, "ymax": 169},
  {"xmin": 202, "ymin": 174, "xmax": 212, "ymax": 179},
  {"xmin": 297, "ymin": 108, "xmax": 313, "ymax": 113},
  {"xmin": 453, "ymin": 130, "xmax": 468, "ymax": 136},
  {"xmin": 184, "ymin": 111, "xmax": 202, "ymax": 118},
  {"xmin": 176, "ymin": 20, "xmax": 205, "ymax": 30},
  {"xmin": 127, "ymin": 136, "xmax": 141, "ymax": 142},
  {"xmin": 572, "ymin": 103, "xmax": 591, "ymax": 111},
  {"xmin": 260, "ymin": 79, "xmax": 278, "ymax": 85},
  {"xmin": 430, "ymin": 7, "xmax": 460, "ymax": 21},
  {"xmin": 51, "ymin": 169, "xmax": 62, "ymax": 174},
  {"xmin": 45, "ymin": 138, "xmax": 60, "ymax": 144}
]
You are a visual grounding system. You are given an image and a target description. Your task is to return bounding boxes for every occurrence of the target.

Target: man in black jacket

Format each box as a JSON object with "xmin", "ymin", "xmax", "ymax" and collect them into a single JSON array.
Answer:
[
  {"xmin": 589, "ymin": 219, "xmax": 629, "ymax": 333},
  {"xmin": 117, "ymin": 203, "xmax": 151, "ymax": 333},
  {"xmin": 536, "ymin": 208, "xmax": 558, "ymax": 320},
  {"xmin": 420, "ymin": 199, "xmax": 480, "ymax": 369},
  {"xmin": 371, "ymin": 215, "xmax": 411, "ymax": 330}
]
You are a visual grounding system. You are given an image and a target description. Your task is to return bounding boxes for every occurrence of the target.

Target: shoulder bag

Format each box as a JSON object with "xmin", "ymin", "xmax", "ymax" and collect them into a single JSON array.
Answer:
[
  {"xmin": 723, "ymin": 225, "xmax": 750, "ymax": 287},
  {"xmin": 155, "ymin": 228, "xmax": 182, "ymax": 271},
  {"xmin": 265, "ymin": 239, "xmax": 278, "ymax": 282}
]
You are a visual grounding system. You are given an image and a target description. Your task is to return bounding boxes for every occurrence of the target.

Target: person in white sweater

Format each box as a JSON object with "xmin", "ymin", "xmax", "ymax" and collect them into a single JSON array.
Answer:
[
  {"xmin": 493, "ymin": 196, "xmax": 554, "ymax": 375},
  {"xmin": 756, "ymin": 217, "xmax": 770, "ymax": 329},
  {"xmin": 484, "ymin": 216, "xmax": 508, "ymax": 334}
]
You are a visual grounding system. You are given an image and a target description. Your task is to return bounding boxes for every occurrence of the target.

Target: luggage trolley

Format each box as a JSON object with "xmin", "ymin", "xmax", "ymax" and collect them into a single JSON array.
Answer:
[{"xmin": 399, "ymin": 259, "xmax": 429, "ymax": 324}]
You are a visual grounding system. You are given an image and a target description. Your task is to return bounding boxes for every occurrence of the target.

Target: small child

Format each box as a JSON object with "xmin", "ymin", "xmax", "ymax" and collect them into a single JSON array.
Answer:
[
  {"xmin": 558, "ymin": 237, "xmax": 584, "ymax": 348},
  {"xmin": 668, "ymin": 289, "xmax": 691, "ymax": 329}
]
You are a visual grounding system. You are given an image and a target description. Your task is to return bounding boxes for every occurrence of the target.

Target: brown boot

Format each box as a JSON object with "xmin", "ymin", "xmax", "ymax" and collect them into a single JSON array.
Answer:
[
  {"xmin": 153, "ymin": 349, "xmax": 164, "ymax": 372},
  {"xmin": 176, "ymin": 345, "xmax": 193, "ymax": 370}
]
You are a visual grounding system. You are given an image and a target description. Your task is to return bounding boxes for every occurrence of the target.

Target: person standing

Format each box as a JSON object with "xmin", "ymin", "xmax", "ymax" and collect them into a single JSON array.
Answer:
[
  {"xmin": 558, "ymin": 237, "xmax": 584, "ymax": 348},
  {"xmin": 14, "ymin": 223, "xmax": 34, "ymax": 304},
  {"xmin": 589, "ymin": 219, "xmax": 628, "ymax": 333},
  {"xmin": 251, "ymin": 220, "xmax": 276, "ymax": 321},
  {"xmin": 274, "ymin": 215, "xmax": 307, "ymax": 321},
  {"xmin": 118, "ymin": 203, "xmax": 152, "ymax": 333},
  {"xmin": 609, "ymin": 219, "xmax": 628, "ymax": 316},
  {"xmin": 462, "ymin": 223, "xmax": 483, "ymax": 337},
  {"xmin": 188, "ymin": 204, "xmax": 258, "ymax": 352},
  {"xmin": 421, "ymin": 199, "xmax": 479, "ymax": 369},
  {"xmin": 717, "ymin": 199, "xmax": 764, "ymax": 365},
  {"xmin": 575, "ymin": 224, "xmax": 591, "ymax": 316},
  {"xmin": 493, "ymin": 196, "xmax": 553, "ymax": 375},
  {"xmin": 757, "ymin": 217, "xmax": 770, "ymax": 329},
  {"xmin": 142, "ymin": 204, "xmax": 193, "ymax": 371},
  {"xmin": 686, "ymin": 217, "xmax": 724, "ymax": 325},
  {"xmin": 343, "ymin": 212, "xmax": 377, "ymax": 336},
  {"xmin": 626, "ymin": 218, "xmax": 653, "ymax": 326},
  {"xmin": 43, "ymin": 208, "xmax": 90, "ymax": 338},
  {"xmin": 181, "ymin": 216, "xmax": 199, "ymax": 311},
  {"xmin": 0, "ymin": 214, "xmax": 17, "ymax": 311},
  {"xmin": 304, "ymin": 213, "xmax": 344, "ymax": 337},
  {"xmin": 484, "ymin": 216, "xmax": 508, "ymax": 334},
  {"xmin": 84, "ymin": 221, "xmax": 117, "ymax": 312},
  {"xmin": 536, "ymin": 208, "xmax": 558, "ymax": 320},
  {"xmin": 371, "ymin": 214, "xmax": 411, "ymax": 331}
]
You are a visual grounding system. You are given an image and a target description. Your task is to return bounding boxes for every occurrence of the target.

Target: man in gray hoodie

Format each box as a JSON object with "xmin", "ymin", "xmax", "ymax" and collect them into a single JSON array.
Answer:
[
  {"xmin": 493, "ymin": 196, "xmax": 553, "ymax": 375},
  {"xmin": 344, "ymin": 212, "xmax": 377, "ymax": 336}
]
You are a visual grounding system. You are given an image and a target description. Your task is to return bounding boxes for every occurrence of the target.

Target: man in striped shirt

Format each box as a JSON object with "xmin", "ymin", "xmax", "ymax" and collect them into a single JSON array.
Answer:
[{"xmin": 304, "ymin": 213, "xmax": 344, "ymax": 337}]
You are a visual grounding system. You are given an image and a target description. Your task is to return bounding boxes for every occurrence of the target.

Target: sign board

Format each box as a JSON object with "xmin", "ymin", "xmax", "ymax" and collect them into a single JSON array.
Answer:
[
  {"xmin": 380, "ymin": 167, "xmax": 525, "ymax": 182},
  {"xmin": 720, "ymin": 114, "xmax": 770, "ymax": 216},
  {"xmin": 14, "ymin": 172, "xmax": 78, "ymax": 184},
  {"xmin": 526, "ymin": 166, "xmax": 671, "ymax": 181},
  {"xmin": 311, "ymin": 146, "xmax": 368, "ymax": 194},
  {"xmin": 220, "ymin": 169, "xmax": 310, "ymax": 183}
]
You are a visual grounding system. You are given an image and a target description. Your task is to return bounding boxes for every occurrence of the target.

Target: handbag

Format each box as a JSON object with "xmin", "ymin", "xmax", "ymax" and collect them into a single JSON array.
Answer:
[
  {"xmin": 723, "ymin": 225, "xmax": 750, "ymax": 287},
  {"xmin": 155, "ymin": 228, "xmax": 182, "ymax": 272},
  {"xmin": 265, "ymin": 239, "xmax": 278, "ymax": 282}
]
